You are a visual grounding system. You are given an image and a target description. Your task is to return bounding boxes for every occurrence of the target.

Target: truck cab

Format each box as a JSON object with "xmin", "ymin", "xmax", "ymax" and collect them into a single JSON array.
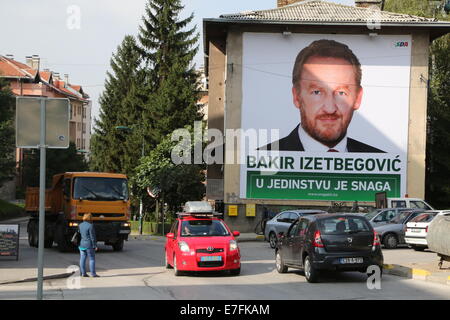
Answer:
[{"xmin": 26, "ymin": 172, "xmax": 131, "ymax": 252}]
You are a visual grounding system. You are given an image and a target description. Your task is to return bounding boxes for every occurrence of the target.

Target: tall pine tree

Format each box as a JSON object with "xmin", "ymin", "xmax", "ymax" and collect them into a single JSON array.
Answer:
[
  {"xmin": 138, "ymin": 0, "xmax": 202, "ymax": 148},
  {"xmin": 90, "ymin": 35, "xmax": 142, "ymax": 175}
]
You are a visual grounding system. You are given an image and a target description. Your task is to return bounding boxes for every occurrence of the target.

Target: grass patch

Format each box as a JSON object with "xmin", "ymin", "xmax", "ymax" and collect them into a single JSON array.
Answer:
[
  {"xmin": 130, "ymin": 221, "xmax": 172, "ymax": 235},
  {"xmin": 0, "ymin": 199, "xmax": 26, "ymax": 221}
]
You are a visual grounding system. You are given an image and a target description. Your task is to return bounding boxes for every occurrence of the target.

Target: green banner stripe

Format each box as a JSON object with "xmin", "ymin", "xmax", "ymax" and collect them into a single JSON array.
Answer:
[{"xmin": 246, "ymin": 171, "xmax": 400, "ymax": 202}]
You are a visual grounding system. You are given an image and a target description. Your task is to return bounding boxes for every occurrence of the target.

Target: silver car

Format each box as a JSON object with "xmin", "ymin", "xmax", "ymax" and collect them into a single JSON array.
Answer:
[
  {"xmin": 264, "ymin": 210, "xmax": 327, "ymax": 248},
  {"xmin": 365, "ymin": 208, "xmax": 417, "ymax": 227},
  {"xmin": 374, "ymin": 209, "xmax": 425, "ymax": 249}
]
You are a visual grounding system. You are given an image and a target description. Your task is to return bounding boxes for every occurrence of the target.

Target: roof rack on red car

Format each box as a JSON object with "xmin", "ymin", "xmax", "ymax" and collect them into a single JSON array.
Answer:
[{"xmin": 176, "ymin": 201, "xmax": 222, "ymax": 218}]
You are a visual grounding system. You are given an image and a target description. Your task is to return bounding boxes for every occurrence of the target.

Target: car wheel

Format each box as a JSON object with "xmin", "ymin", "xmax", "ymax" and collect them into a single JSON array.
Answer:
[
  {"xmin": 383, "ymin": 234, "xmax": 398, "ymax": 249},
  {"xmin": 165, "ymin": 251, "xmax": 173, "ymax": 269},
  {"xmin": 229, "ymin": 267, "xmax": 241, "ymax": 276},
  {"xmin": 411, "ymin": 245, "xmax": 426, "ymax": 252},
  {"xmin": 304, "ymin": 256, "xmax": 319, "ymax": 283},
  {"xmin": 275, "ymin": 250, "xmax": 288, "ymax": 273},
  {"xmin": 269, "ymin": 232, "xmax": 277, "ymax": 249},
  {"xmin": 173, "ymin": 255, "xmax": 182, "ymax": 276}
]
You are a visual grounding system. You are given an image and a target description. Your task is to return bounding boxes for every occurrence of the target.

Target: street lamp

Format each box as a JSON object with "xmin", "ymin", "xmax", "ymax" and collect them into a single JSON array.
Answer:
[{"xmin": 115, "ymin": 125, "xmax": 145, "ymax": 235}]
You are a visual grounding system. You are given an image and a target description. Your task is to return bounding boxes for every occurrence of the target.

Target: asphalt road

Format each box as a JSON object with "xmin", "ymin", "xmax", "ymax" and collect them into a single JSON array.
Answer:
[{"xmin": 1, "ymin": 217, "xmax": 450, "ymax": 300}]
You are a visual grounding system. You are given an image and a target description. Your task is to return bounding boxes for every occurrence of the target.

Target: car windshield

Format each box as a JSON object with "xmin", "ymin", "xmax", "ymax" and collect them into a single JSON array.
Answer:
[
  {"xmin": 410, "ymin": 213, "xmax": 437, "ymax": 223},
  {"xmin": 365, "ymin": 209, "xmax": 381, "ymax": 220},
  {"xmin": 318, "ymin": 216, "xmax": 371, "ymax": 235},
  {"xmin": 181, "ymin": 220, "xmax": 230, "ymax": 237},
  {"xmin": 389, "ymin": 211, "xmax": 411, "ymax": 224},
  {"xmin": 73, "ymin": 177, "xmax": 129, "ymax": 201}
]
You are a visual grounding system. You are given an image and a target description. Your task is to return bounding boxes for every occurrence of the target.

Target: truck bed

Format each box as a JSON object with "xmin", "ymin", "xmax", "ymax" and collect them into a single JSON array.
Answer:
[{"xmin": 25, "ymin": 187, "xmax": 52, "ymax": 212}]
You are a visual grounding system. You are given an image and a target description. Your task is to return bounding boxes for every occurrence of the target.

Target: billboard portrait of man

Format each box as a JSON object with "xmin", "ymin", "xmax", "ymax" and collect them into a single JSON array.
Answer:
[{"xmin": 260, "ymin": 39, "xmax": 385, "ymax": 153}]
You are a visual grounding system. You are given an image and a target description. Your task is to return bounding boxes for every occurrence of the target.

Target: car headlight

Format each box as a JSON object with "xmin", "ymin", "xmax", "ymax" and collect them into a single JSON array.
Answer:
[
  {"xmin": 178, "ymin": 241, "xmax": 190, "ymax": 253},
  {"xmin": 122, "ymin": 222, "xmax": 131, "ymax": 227},
  {"xmin": 229, "ymin": 240, "xmax": 238, "ymax": 251}
]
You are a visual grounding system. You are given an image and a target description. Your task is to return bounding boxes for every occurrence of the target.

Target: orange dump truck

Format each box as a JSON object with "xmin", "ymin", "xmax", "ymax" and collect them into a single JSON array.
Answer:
[{"xmin": 26, "ymin": 172, "xmax": 131, "ymax": 252}]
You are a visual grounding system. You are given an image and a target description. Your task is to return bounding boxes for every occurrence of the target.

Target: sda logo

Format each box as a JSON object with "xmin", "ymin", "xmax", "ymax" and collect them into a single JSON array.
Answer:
[{"xmin": 393, "ymin": 41, "xmax": 409, "ymax": 48}]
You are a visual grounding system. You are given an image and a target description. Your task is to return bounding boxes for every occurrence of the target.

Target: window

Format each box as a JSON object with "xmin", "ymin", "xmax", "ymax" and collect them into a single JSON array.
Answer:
[
  {"xmin": 318, "ymin": 217, "xmax": 371, "ymax": 235},
  {"xmin": 375, "ymin": 209, "xmax": 396, "ymax": 222},
  {"xmin": 171, "ymin": 221, "xmax": 179, "ymax": 238},
  {"xmin": 410, "ymin": 201, "xmax": 429, "ymax": 210},
  {"xmin": 297, "ymin": 218, "xmax": 309, "ymax": 236},
  {"xmin": 63, "ymin": 179, "xmax": 71, "ymax": 198},
  {"xmin": 73, "ymin": 177, "xmax": 129, "ymax": 201},
  {"xmin": 180, "ymin": 220, "xmax": 229, "ymax": 237},
  {"xmin": 410, "ymin": 213, "xmax": 437, "ymax": 223},
  {"xmin": 82, "ymin": 123, "xmax": 86, "ymax": 133},
  {"xmin": 277, "ymin": 212, "xmax": 290, "ymax": 222},
  {"xmin": 77, "ymin": 106, "xmax": 81, "ymax": 115},
  {"xmin": 288, "ymin": 220, "xmax": 299, "ymax": 237},
  {"xmin": 288, "ymin": 212, "xmax": 299, "ymax": 222},
  {"xmin": 392, "ymin": 201, "xmax": 407, "ymax": 208}
]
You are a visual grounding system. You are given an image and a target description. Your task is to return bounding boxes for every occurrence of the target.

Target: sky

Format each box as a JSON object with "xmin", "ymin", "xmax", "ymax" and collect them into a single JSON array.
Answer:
[{"xmin": 0, "ymin": 0, "xmax": 355, "ymax": 128}]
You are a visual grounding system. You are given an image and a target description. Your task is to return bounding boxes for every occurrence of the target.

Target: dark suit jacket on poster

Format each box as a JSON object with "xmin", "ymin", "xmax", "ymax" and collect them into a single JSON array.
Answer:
[{"xmin": 259, "ymin": 124, "xmax": 385, "ymax": 153}]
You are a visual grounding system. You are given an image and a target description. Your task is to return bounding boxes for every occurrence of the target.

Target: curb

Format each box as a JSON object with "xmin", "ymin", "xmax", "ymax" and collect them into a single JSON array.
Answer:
[
  {"xmin": 237, "ymin": 235, "xmax": 265, "ymax": 243},
  {"xmin": 383, "ymin": 264, "xmax": 450, "ymax": 286},
  {"xmin": 0, "ymin": 272, "xmax": 75, "ymax": 285},
  {"xmin": 129, "ymin": 234, "xmax": 163, "ymax": 241}
]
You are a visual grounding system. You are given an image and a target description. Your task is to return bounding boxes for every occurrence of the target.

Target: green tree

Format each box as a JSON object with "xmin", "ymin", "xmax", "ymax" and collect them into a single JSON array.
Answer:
[
  {"xmin": 384, "ymin": 0, "xmax": 450, "ymax": 208},
  {"xmin": 134, "ymin": 127, "xmax": 205, "ymax": 216},
  {"xmin": 90, "ymin": 35, "xmax": 142, "ymax": 175},
  {"xmin": 0, "ymin": 78, "xmax": 16, "ymax": 187},
  {"xmin": 138, "ymin": 0, "xmax": 202, "ymax": 148},
  {"xmin": 22, "ymin": 142, "xmax": 88, "ymax": 187}
]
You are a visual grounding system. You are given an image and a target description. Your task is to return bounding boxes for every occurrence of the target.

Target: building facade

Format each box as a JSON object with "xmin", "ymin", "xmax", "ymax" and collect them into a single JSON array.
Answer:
[
  {"xmin": 203, "ymin": 0, "xmax": 450, "ymax": 231},
  {"xmin": 0, "ymin": 55, "xmax": 91, "ymax": 199}
]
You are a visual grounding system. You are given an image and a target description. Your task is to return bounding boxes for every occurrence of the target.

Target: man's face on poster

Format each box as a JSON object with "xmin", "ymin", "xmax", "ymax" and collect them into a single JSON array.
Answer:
[{"xmin": 292, "ymin": 56, "xmax": 363, "ymax": 147}]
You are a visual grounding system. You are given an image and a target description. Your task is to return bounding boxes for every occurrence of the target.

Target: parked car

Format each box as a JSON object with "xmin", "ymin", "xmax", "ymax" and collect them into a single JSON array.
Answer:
[
  {"xmin": 364, "ymin": 208, "xmax": 417, "ymax": 227},
  {"xmin": 165, "ymin": 202, "xmax": 241, "ymax": 276},
  {"xmin": 275, "ymin": 213, "xmax": 383, "ymax": 283},
  {"xmin": 387, "ymin": 198, "xmax": 434, "ymax": 210},
  {"xmin": 374, "ymin": 209, "xmax": 425, "ymax": 249},
  {"xmin": 405, "ymin": 210, "xmax": 450, "ymax": 251},
  {"xmin": 264, "ymin": 209, "xmax": 327, "ymax": 248}
]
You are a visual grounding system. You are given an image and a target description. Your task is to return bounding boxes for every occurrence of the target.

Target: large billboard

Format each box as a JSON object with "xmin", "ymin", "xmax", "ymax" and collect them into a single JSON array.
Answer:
[{"xmin": 239, "ymin": 33, "xmax": 411, "ymax": 202}]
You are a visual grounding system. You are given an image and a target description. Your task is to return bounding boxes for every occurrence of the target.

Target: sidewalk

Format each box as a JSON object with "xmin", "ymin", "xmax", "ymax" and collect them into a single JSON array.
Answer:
[{"xmin": 384, "ymin": 257, "xmax": 450, "ymax": 286}]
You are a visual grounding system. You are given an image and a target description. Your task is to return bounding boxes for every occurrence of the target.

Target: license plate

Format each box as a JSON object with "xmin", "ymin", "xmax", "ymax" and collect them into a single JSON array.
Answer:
[
  {"xmin": 119, "ymin": 230, "xmax": 130, "ymax": 234},
  {"xmin": 411, "ymin": 229, "xmax": 422, "ymax": 233},
  {"xmin": 201, "ymin": 256, "xmax": 222, "ymax": 262},
  {"xmin": 340, "ymin": 257, "xmax": 363, "ymax": 264}
]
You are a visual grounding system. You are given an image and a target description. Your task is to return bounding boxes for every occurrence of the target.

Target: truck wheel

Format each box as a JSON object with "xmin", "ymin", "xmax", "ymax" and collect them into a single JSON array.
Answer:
[
  {"xmin": 112, "ymin": 239, "xmax": 124, "ymax": 252},
  {"xmin": 28, "ymin": 220, "xmax": 38, "ymax": 247},
  {"xmin": 44, "ymin": 238, "xmax": 53, "ymax": 249},
  {"xmin": 56, "ymin": 224, "xmax": 70, "ymax": 252}
]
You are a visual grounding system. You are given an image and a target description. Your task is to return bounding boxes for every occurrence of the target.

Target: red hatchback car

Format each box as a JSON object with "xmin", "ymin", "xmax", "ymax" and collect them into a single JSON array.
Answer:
[{"xmin": 165, "ymin": 206, "xmax": 241, "ymax": 276}]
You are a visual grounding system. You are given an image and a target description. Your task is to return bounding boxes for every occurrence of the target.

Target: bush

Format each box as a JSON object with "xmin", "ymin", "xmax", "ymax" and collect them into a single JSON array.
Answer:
[{"xmin": 0, "ymin": 199, "xmax": 26, "ymax": 221}]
